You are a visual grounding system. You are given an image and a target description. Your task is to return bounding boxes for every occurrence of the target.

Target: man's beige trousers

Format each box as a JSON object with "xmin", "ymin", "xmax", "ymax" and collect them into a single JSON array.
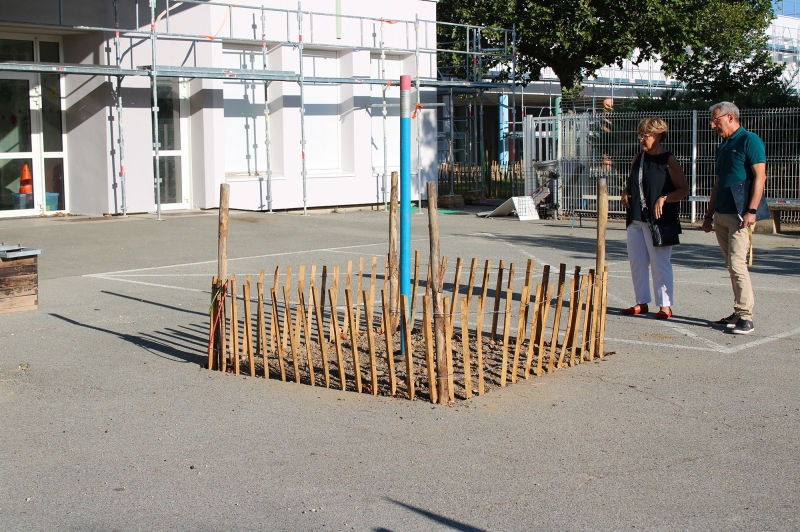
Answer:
[{"xmin": 713, "ymin": 213, "xmax": 754, "ymax": 320}]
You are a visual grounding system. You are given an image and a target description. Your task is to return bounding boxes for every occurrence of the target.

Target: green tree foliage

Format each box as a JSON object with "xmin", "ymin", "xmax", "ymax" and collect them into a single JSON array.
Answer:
[{"xmin": 438, "ymin": 0, "xmax": 796, "ymax": 106}]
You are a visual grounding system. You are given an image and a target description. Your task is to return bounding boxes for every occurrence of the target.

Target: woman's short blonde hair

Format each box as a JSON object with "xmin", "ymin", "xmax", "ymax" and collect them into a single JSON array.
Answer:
[{"xmin": 638, "ymin": 117, "xmax": 668, "ymax": 141}]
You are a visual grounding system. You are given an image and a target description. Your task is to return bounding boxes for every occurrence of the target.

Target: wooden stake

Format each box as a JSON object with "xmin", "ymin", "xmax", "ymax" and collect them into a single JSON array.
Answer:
[
  {"xmin": 244, "ymin": 276, "xmax": 255, "ymax": 377},
  {"xmin": 257, "ymin": 281, "xmax": 267, "ymax": 377},
  {"xmin": 535, "ymin": 264, "xmax": 551, "ymax": 344},
  {"xmin": 329, "ymin": 265, "xmax": 340, "ymax": 342},
  {"xmin": 297, "ymin": 265, "xmax": 306, "ymax": 305},
  {"xmin": 270, "ymin": 267, "xmax": 280, "ymax": 358},
  {"xmin": 579, "ymin": 270, "xmax": 595, "ymax": 363},
  {"xmin": 422, "ymin": 294, "xmax": 437, "ymax": 404},
  {"xmin": 218, "ymin": 279, "xmax": 227, "ymax": 372},
  {"xmin": 569, "ymin": 274, "xmax": 589, "ymax": 367},
  {"xmin": 465, "ymin": 258, "xmax": 477, "ymax": 310},
  {"xmin": 381, "ymin": 289, "xmax": 397, "ymax": 396},
  {"xmin": 282, "ymin": 285, "xmax": 300, "ymax": 383},
  {"xmin": 389, "ymin": 172, "xmax": 399, "ymax": 332},
  {"xmin": 319, "ymin": 265, "xmax": 328, "ymax": 327},
  {"xmin": 522, "ymin": 259, "xmax": 535, "ymax": 324},
  {"xmin": 329, "ymin": 288, "xmax": 346, "ymax": 390},
  {"xmin": 587, "ymin": 269, "xmax": 601, "ymax": 361},
  {"xmin": 562, "ymin": 266, "xmax": 582, "ymax": 359},
  {"xmin": 354, "ymin": 257, "xmax": 364, "ymax": 333},
  {"xmin": 218, "ymin": 183, "xmax": 229, "ymax": 283},
  {"xmin": 596, "ymin": 177, "xmax": 608, "ymax": 279},
  {"xmin": 401, "ymin": 294, "xmax": 415, "ymax": 400},
  {"xmin": 510, "ymin": 282, "xmax": 530, "ymax": 383},
  {"xmin": 444, "ymin": 298, "xmax": 455, "ymax": 401},
  {"xmin": 546, "ymin": 264, "xmax": 567, "ymax": 373},
  {"xmin": 298, "ymin": 288, "xmax": 315, "ymax": 386},
  {"xmin": 369, "ymin": 256, "xmax": 378, "ymax": 306},
  {"xmin": 270, "ymin": 288, "xmax": 286, "ymax": 381},
  {"xmin": 425, "ymin": 263, "xmax": 432, "ymax": 301},
  {"xmin": 230, "ymin": 275, "xmax": 240, "ymax": 375},
  {"xmin": 480, "ymin": 259, "xmax": 491, "ymax": 306},
  {"xmin": 208, "ymin": 276, "xmax": 218, "ymax": 370},
  {"xmin": 557, "ymin": 274, "xmax": 577, "ymax": 369},
  {"xmin": 448, "ymin": 257, "xmax": 463, "ymax": 330},
  {"xmin": 427, "ymin": 182, "xmax": 448, "ymax": 405},
  {"xmin": 460, "ymin": 296, "xmax": 472, "ymax": 399},
  {"xmin": 524, "ymin": 283, "xmax": 543, "ymax": 379},
  {"xmin": 345, "ymin": 289, "xmax": 362, "ymax": 393},
  {"xmin": 499, "ymin": 281, "xmax": 514, "ymax": 387},
  {"xmin": 597, "ymin": 267, "xmax": 609, "ymax": 359},
  {"xmin": 362, "ymin": 290, "xmax": 378, "ymax": 395},
  {"xmin": 311, "ymin": 285, "xmax": 330, "ymax": 388},
  {"xmin": 490, "ymin": 260, "xmax": 505, "ymax": 341},
  {"xmin": 410, "ymin": 250, "xmax": 420, "ymax": 331},
  {"xmin": 535, "ymin": 284, "xmax": 554, "ymax": 377},
  {"xmin": 475, "ymin": 295, "xmax": 486, "ymax": 395}
]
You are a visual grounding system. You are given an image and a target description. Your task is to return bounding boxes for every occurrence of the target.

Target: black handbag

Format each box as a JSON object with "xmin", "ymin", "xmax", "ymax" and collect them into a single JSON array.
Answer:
[
  {"xmin": 637, "ymin": 152, "xmax": 681, "ymax": 247},
  {"xmin": 649, "ymin": 220, "xmax": 682, "ymax": 247}
]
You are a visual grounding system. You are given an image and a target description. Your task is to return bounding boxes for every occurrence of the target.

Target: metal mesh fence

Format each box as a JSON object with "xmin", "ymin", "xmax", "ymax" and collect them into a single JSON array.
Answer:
[{"xmin": 525, "ymin": 109, "xmax": 800, "ymax": 224}]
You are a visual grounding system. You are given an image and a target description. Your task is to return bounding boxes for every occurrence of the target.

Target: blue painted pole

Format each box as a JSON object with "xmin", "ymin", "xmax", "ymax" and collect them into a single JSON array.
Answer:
[
  {"xmin": 400, "ymin": 75, "xmax": 412, "ymax": 334},
  {"xmin": 498, "ymin": 94, "xmax": 509, "ymax": 170}
]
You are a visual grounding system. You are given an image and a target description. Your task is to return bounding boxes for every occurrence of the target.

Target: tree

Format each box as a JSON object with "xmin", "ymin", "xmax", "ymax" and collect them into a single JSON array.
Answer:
[{"xmin": 438, "ymin": 0, "xmax": 789, "ymax": 104}]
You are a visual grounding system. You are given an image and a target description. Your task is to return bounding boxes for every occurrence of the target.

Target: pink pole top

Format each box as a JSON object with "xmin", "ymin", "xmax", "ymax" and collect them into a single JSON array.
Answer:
[{"xmin": 400, "ymin": 74, "xmax": 411, "ymax": 91}]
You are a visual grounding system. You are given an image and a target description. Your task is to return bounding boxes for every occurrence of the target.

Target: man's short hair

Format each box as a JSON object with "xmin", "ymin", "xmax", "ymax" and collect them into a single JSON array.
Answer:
[{"xmin": 709, "ymin": 101, "xmax": 740, "ymax": 120}]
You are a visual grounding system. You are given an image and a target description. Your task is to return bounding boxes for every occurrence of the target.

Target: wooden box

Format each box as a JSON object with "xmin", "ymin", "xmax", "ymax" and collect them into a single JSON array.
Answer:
[{"xmin": 0, "ymin": 246, "xmax": 41, "ymax": 314}]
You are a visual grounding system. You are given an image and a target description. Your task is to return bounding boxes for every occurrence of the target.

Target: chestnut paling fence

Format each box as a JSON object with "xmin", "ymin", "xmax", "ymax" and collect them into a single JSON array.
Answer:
[{"xmin": 207, "ymin": 254, "xmax": 610, "ymax": 402}]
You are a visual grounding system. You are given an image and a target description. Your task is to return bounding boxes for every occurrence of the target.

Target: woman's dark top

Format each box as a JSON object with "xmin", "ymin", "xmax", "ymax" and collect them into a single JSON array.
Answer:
[{"xmin": 626, "ymin": 150, "xmax": 679, "ymax": 227}]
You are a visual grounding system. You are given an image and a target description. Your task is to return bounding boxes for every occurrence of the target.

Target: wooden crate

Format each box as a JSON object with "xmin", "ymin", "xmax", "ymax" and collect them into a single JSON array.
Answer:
[{"xmin": 0, "ymin": 255, "xmax": 39, "ymax": 314}]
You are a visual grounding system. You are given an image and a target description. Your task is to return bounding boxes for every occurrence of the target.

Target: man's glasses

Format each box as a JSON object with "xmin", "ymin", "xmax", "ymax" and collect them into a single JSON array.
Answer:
[{"xmin": 711, "ymin": 113, "xmax": 731, "ymax": 124}]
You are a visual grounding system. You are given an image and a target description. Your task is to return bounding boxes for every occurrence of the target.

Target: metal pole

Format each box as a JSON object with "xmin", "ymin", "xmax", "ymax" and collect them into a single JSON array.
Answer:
[
  {"xmin": 400, "ymin": 75, "xmax": 412, "ymax": 349},
  {"xmin": 262, "ymin": 8, "xmax": 273, "ymax": 212},
  {"xmin": 415, "ymin": 15, "xmax": 422, "ymax": 211},
  {"xmin": 479, "ymin": 89, "xmax": 485, "ymax": 195},
  {"xmin": 381, "ymin": 20, "xmax": 388, "ymax": 210},
  {"xmin": 511, "ymin": 24, "xmax": 517, "ymax": 169},
  {"xmin": 449, "ymin": 87, "xmax": 454, "ymax": 195},
  {"xmin": 150, "ymin": 0, "xmax": 162, "ymax": 221},
  {"xmin": 691, "ymin": 109, "xmax": 698, "ymax": 223},
  {"xmin": 114, "ymin": 0, "xmax": 127, "ymax": 216},
  {"xmin": 298, "ymin": 2, "xmax": 307, "ymax": 215}
]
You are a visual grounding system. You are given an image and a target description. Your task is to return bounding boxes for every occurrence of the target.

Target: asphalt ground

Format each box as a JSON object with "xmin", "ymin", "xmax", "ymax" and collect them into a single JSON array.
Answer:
[{"xmin": 1, "ymin": 208, "xmax": 799, "ymax": 531}]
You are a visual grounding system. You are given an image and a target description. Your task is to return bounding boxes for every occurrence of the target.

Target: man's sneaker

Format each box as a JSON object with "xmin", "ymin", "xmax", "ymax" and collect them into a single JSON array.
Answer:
[
  {"xmin": 732, "ymin": 318, "xmax": 754, "ymax": 335},
  {"xmin": 714, "ymin": 313, "xmax": 739, "ymax": 328}
]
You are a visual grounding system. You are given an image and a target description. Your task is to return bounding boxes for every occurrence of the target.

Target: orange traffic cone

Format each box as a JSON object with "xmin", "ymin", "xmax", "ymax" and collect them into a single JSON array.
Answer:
[{"xmin": 19, "ymin": 164, "xmax": 32, "ymax": 194}]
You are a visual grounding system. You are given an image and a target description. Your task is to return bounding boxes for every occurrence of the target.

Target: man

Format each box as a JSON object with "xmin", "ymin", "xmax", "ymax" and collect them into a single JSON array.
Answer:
[{"xmin": 702, "ymin": 101, "xmax": 767, "ymax": 335}]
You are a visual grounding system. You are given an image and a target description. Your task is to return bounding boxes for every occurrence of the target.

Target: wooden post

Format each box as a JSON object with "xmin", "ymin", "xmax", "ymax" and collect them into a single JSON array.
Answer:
[
  {"xmin": 208, "ymin": 276, "xmax": 218, "ymax": 370},
  {"xmin": 510, "ymin": 282, "xmax": 530, "ymax": 383},
  {"xmin": 389, "ymin": 171, "xmax": 400, "ymax": 333},
  {"xmin": 448, "ymin": 257, "xmax": 463, "ymax": 330},
  {"xmin": 427, "ymin": 182, "xmax": 448, "ymax": 405},
  {"xmin": 422, "ymin": 294, "xmax": 438, "ymax": 403},
  {"xmin": 218, "ymin": 183, "xmax": 229, "ymax": 285},
  {"xmin": 443, "ymin": 298, "xmax": 455, "ymax": 401},
  {"xmin": 588, "ymin": 269, "xmax": 601, "ymax": 361},
  {"xmin": 230, "ymin": 275, "xmax": 240, "ymax": 375},
  {"xmin": 401, "ymin": 294, "xmax": 415, "ymax": 400},
  {"xmin": 329, "ymin": 265, "xmax": 339, "ymax": 342},
  {"xmin": 557, "ymin": 275, "xmax": 577, "ymax": 369},
  {"xmin": 475, "ymin": 296, "xmax": 486, "ymax": 395},
  {"xmin": 345, "ymin": 289, "xmax": 362, "ymax": 393},
  {"xmin": 465, "ymin": 258, "xmax": 477, "ymax": 310},
  {"xmin": 460, "ymin": 297, "xmax": 472, "ymax": 399},
  {"xmin": 312, "ymin": 286, "xmax": 330, "ymax": 388},
  {"xmin": 490, "ymin": 260, "xmax": 505, "ymax": 341},
  {"xmin": 524, "ymin": 283, "xmax": 543, "ymax": 379},
  {"xmin": 270, "ymin": 267, "xmax": 280, "ymax": 358},
  {"xmin": 319, "ymin": 265, "xmax": 328, "ymax": 330},
  {"xmin": 281, "ymin": 267, "xmax": 292, "ymax": 354},
  {"xmin": 329, "ymin": 288, "xmax": 346, "ymax": 390},
  {"xmin": 580, "ymin": 270, "xmax": 595, "ymax": 363},
  {"xmin": 369, "ymin": 257, "xmax": 378, "ymax": 308},
  {"xmin": 480, "ymin": 260, "xmax": 491, "ymax": 306},
  {"xmin": 410, "ymin": 250, "xmax": 420, "ymax": 331},
  {"xmin": 535, "ymin": 264, "xmax": 551, "ymax": 344},
  {"xmin": 363, "ymin": 290, "xmax": 378, "ymax": 395},
  {"xmin": 354, "ymin": 258, "xmax": 364, "ymax": 333},
  {"xmin": 271, "ymin": 288, "xmax": 286, "ymax": 381},
  {"xmin": 546, "ymin": 264, "xmax": 567, "ymax": 373},
  {"xmin": 596, "ymin": 267, "xmax": 609, "ymax": 358},
  {"xmin": 217, "ymin": 279, "xmax": 228, "ymax": 372},
  {"xmin": 244, "ymin": 276, "xmax": 255, "ymax": 377},
  {"xmin": 298, "ymin": 289, "xmax": 315, "ymax": 386},
  {"xmin": 297, "ymin": 265, "xmax": 306, "ymax": 303},
  {"xmin": 569, "ymin": 274, "xmax": 589, "ymax": 367},
  {"xmin": 562, "ymin": 266, "xmax": 582, "ymax": 360},
  {"xmin": 381, "ymin": 289, "xmax": 397, "ymax": 396},
  {"xmin": 596, "ymin": 176, "xmax": 608, "ymax": 279},
  {"xmin": 535, "ymin": 284, "xmax": 554, "ymax": 377},
  {"xmin": 499, "ymin": 281, "xmax": 514, "ymax": 387},
  {"xmin": 282, "ymin": 285, "xmax": 300, "ymax": 383},
  {"xmin": 522, "ymin": 259, "xmax": 535, "ymax": 324},
  {"xmin": 257, "ymin": 281, "xmax": 267, "ymax": 377}
]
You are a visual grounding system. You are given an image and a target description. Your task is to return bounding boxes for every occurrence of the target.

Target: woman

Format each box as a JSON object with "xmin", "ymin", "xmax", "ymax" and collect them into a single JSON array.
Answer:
[{"xmin": 620, "ymin": 117, "xmax": 689, "ymax": 319}]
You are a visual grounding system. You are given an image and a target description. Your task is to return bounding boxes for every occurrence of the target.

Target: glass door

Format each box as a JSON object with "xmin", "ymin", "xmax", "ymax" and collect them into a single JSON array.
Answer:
[
  {"xmin": 0, "ymin": 71, "xmax": 40, "ymax": 217},
  {"xmin": 153, "ymin": 78, "xmax": 190, "ymax": 210}
]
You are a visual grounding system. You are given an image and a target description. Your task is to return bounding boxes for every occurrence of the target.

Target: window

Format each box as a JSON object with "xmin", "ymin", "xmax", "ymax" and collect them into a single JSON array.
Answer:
[
  {"xmin": 302, "ymin": 52, "xmax": 340, "ymax": 172},
  {"xmin": 370, "ymin": 55, "xmax": 401, "ymax": 172}
]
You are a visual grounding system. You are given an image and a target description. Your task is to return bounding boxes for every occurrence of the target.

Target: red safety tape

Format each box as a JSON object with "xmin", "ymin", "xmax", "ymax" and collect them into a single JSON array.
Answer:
[{"xmin": 412, "ymin": 102, "xmax": 423, "ymax": 119}]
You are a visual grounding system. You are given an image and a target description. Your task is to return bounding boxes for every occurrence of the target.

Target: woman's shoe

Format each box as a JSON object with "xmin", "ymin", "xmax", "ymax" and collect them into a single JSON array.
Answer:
[
  {"xmin": 655, "ymin": 308, "xmax": 673, "ymax": 319},
  {"xmin": 622, "ymin": 304, "xmax": 648, "ymax": 315}
]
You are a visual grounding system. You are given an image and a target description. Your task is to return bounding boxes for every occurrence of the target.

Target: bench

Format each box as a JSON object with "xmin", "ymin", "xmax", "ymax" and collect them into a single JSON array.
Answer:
[
  {"xmin": 688, "ymin": 196, "xmax": 800, "ymax": 234},
  {"xmin": 571, "ymin": 195, "xmax": 625, "ymax": 228}
]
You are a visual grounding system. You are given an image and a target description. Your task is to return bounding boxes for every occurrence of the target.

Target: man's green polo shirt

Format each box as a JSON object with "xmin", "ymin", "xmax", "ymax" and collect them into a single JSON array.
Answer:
[{"xmin": 715, "ymin": 126, "xmax": 766, "ymax": 214}]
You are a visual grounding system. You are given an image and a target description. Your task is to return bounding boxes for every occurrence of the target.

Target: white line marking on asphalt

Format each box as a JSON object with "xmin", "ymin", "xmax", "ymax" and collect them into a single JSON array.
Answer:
[
  {"xmin": 88, "ymin": 275, "xmax": 208, "ymax": 293},
  {"xmin": 721, "ymin": 326, "xmax": 800, "ymax": 353},
  {"xmin": 604, "ymin": 337, "xmax": 719, "ymax": 352}
]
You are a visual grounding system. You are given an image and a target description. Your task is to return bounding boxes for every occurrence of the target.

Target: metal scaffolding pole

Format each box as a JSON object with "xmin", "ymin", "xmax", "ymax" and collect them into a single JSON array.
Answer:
[
  {"xmin": 150, "ymin": 0, "xmax": 162, "ymax": 221},
  {"xmin": 113, "ymin": 0, "xmax": 127, "ymax": 216},
  {"xmin": 381, "ymin": 20, "xmax": 388, "ymax": 210},
  {"xmin": 415, "ymin": 15, "xmax": 422, "ymax": 211},
  {"xmin": 449, "ymin": 87, "xmax": 454, "ymax": 195},
  {"xmin": 262, "ymin": 7, "xmax": 273, "ymax": 212},
  {"xmin": 298, "ymin": 2, "xmax": 307, "ymax": 215}
]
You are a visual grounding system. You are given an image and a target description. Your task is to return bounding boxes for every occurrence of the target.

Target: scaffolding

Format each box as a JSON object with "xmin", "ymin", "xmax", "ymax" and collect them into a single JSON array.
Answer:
[{"xmin": 0, "ymin": 0, "xmax": 517, "ymax": 217}]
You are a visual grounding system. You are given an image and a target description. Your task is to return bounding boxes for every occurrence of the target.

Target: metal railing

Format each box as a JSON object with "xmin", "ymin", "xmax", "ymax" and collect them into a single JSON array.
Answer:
[{"xmin": 524, "ymin": 109, "xmax": 800, "ymax": 224}]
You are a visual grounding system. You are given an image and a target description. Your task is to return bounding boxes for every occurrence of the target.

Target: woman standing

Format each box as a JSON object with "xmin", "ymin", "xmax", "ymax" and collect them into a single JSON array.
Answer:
[{"xmin": 620, "ymin": 117, "xmax": 689, "ymax": 319}]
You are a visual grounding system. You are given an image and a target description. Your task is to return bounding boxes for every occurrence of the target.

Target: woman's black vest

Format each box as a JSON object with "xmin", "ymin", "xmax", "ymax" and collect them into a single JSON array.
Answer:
[{"xmin": 626, "ymin": 151, "xmax": 679, "ymax": 227}]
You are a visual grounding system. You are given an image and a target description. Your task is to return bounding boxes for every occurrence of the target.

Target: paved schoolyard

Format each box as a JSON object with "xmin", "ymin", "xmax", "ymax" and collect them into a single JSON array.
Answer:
[{"xmin": 1, "ymin": 208, "xmax": 799, "ymax": 531}]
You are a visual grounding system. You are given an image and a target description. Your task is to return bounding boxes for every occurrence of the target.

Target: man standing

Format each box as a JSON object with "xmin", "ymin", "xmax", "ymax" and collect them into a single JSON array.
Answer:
[{"xmin": 702, "ymin": 102, "xmax": 767, "ymax": 335}]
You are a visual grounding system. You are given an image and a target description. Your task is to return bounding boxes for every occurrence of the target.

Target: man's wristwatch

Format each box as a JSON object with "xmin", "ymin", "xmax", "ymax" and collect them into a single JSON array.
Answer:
[{"xmin": 747, "ymin": 208, "xmax": 758, "ymax": 215}]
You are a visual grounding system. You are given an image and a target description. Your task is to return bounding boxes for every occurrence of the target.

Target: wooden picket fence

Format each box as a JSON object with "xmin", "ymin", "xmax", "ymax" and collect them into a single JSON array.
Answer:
[
  {"xmin": 207, "ymin": 254, "xmax": 609, "ymax": 402},
  {"xmin": 437, "ymin": 161, "xmax": 526, "ymax": 199}
]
